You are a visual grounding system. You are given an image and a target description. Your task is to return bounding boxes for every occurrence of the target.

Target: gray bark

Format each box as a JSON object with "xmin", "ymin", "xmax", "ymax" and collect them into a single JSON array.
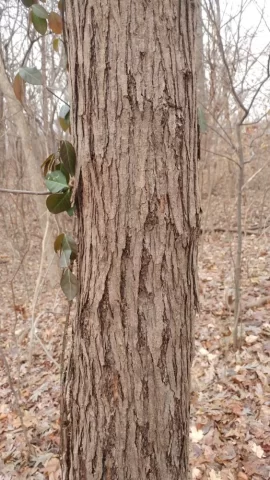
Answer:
[{"xmin": 63, "ymin": 1, "xmax": 200, "ymax": 479}]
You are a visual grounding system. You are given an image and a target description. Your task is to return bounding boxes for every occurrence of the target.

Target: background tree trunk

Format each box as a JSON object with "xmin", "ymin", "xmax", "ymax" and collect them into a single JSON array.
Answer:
[{"xmin": 63, "ymin": 1, "xmax": 199, "ymax": 479}]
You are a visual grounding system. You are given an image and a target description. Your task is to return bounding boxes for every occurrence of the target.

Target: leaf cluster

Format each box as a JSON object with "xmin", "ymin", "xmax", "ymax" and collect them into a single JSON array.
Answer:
[
  {"xmin": 19, "ymin": 0, "xmax": 77, "ymax": 302},
  {"xmin": 21, "ymin": 1, "xmax": 63, "ymax": 36},
  {"xmin": 54, "ymin": 233, "xmax": 78, "ymax": 300},
  {"xmin": 42, "ymin": 141, "xmax": 76, "ymax": 217}
]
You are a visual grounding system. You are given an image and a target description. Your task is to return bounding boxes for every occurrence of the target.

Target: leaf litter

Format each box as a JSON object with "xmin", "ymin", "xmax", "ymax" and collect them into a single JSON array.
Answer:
[{"xmin": 0, "ymin": 230, "xmax": 270, "ymax": 478}]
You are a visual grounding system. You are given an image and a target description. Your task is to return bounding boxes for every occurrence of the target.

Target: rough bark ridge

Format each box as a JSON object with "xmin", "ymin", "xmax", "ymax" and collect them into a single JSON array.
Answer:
[{"xmin": 63, "ymin": 1, "xmax": 199, "ymax": 479}]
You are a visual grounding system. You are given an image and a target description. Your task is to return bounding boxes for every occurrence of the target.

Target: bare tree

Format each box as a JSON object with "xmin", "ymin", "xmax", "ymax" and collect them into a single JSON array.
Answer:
[{"xmin": 200, "ymin": 0, "xmax": 270, "ymax": 346}]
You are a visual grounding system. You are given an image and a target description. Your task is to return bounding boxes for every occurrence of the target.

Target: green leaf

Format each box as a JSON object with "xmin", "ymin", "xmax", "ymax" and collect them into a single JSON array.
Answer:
[
  {"xmin": 45, "ymin": 170, "xmax": 68, "ymax": 193},
  {"xmin": 59, "ymin": 141, "xmax": 76, "ymax": 176},
  {"xmin": 61, "ymin": 269, "xmax": 78, "ymax": 301},
  {"xmin": 58, "ymin": 0, "xmax": 64, "ymax": 13},
  {"xmin": 19, "ymin": 67, "xmax": 42, "ymax": 85},
  {"xmin": 32, "ymin": 13, "xmax": 47, "ymax": 35},
  {"xmin": 59, "ymin": 105, "xmax": 70, "ymax": 132},
  {"xmin": 60, "ymin": 234, "xmax": 77, "ymax": 267},
  {"xmin": 59, "ymin": 116, "xmax": 70, "ymax": 132},
  {"xmin": 55, "ymin": 233, "xmax": 77, "ymax": 267},
  {"xmin": 66, "ymin": 206, "xmax": 75, "ymax": 217},
  {"xmin": 54, "ymin": 233, "xmax": 64, "ymax": 253},
  {"xmin": 55, "ymin": 163, "xmax": 70, "ymax": 183},
  {"xmin": 32, "ymin": 4, "xmax": 48, "ymax": 19},
  {"xmin": 21, "ymin": 0, "xmax": 35, "ymax": 7},
  {"xmin": 46, "ymin": 190, "xmax": 71, "ymax": 214},
  {"xmin": 53, "ymin": 38, "xmax": 59, "ymax": 52},
  {"xmin": 62, "ymin": 234, "xmax": 77, "ymax": 257},
  {"xmin": 60, "ymin": 251, "xmax": 70, "ymax": 268}
]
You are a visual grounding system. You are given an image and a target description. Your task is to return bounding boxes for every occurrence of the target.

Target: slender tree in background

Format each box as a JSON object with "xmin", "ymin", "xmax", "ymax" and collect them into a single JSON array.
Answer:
[
  {"xmin": 200, "ymin": 0, "xmax": 270, "ymax": 346},
  {"xmin": 62, "ymin": 1, "xmax": 200, "ymax": 478}
]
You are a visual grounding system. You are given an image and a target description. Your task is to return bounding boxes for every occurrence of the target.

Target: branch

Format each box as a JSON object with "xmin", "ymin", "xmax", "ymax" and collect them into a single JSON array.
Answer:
[
  {"xmin": 0, "ymin": 187, "xmax": 49, "ymax": 195},
  {"xmin": 22, "ymin": 33, "xmax": 52, "ymax": 66},
  {"xmin": 46, "ymin": 87, "xmax": 69, "ymax": 107},
  {"xmin": 216, "ymin": 26, "xmax": 248, "ymax": 115},
  {"xmin": 240, "ymin": 54, "xmax": 270, "ymax": 124},
  {"xmin": 202, "ymin": 148, "xmax": 240, "ymax": 167}
]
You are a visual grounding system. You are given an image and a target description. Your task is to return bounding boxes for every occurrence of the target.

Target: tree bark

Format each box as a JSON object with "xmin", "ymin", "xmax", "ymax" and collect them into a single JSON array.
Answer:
[
  {"xmin": 63, "ymin": 1, "xmax": 200, "ymax": 479},
  {"xmin": 0, "ymin": 90, "xmax": 5, "ymax": 182}
]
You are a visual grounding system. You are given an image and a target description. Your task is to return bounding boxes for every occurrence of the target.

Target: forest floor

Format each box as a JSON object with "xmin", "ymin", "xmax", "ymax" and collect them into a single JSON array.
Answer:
[{"xmin": 0, "ymin": 226, "xmax": 270, "ymax": 479}]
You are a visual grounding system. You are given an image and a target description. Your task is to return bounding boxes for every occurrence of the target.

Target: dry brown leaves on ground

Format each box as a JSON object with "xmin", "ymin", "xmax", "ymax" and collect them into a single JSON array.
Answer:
[{"xmin": 0, "ymin": 232, "xmax": 270, "ymax": 479}]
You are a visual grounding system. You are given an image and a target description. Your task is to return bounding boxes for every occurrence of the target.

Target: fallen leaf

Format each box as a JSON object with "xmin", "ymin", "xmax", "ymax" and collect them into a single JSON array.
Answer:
[
  {"xmin": 249, "ymin": 441, "xmax": 265, "ymax": 458},
  {"xmin": 209, "ymin": 470, "xmax": 222, "ymax": 480},
  {"xmin": 190, "ymin": 425, "xmax": 204, "ymax": 442},
  {"xmin": 237, "ymin": 473, "xmax": 248, "ymax": 480},
  {"xmin": 245, "ymin": 335, "xmax": 258, "ymax": 345},
  {"xmin": 192, "ymin": 467, "xmax": 202, "ymax": 479}
]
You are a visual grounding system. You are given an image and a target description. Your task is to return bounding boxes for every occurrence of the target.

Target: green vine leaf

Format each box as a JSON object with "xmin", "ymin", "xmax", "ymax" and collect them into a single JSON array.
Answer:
[
  {"xmin": 53, "ymin": 38, "xmax": 59, "ymax": 53},
  {"xmin": 60, "ymin": 251, "xmax": 70, "ymax": 268},
  {"xmin": 19, "ymin": 67, "xmax": 42, "ymax": 85},
  {"xmin": 60, "ymin": 234, "xmax": 77, "ymax": 267},
  {"xmin": 60, "ymin": 141, "xmax": 76, "ymax": 176},
  {"xmin": 21, "ymin": 0, "xmax": 35, "ymax": 7},
  {"xmin": 55, "ymin": 163, "xmax": 70, "ymax": 183},
  {"xmin": 62, "ymin": 234, "xmax": 77, "ymax": 258},
  {"xmin": 54, "ymin": 233, "xmax": 77, "ymax": 268},
  {"xmin": 32, "ymin": 4, "xmax": 49, "ymax": 19},
  {"xmin": 66, "ymin": 206, "xmax": 75, "ymax": 217},
  {"xmin": 61, "ymin": 269, "xmax": 78, "ymax": 301},
  {"xmin": 32, "ymin": 13, "xmax": 47, "ymax": 35},
  {"xmin": 54, "ymin": 233, "xmax": 64, "ymax": 253},
  {"xmin": 46, "ymin": 190, "xmax": 72, "ymax": 214},
  {"xmin": 59, "ymin": 117, "xmax": 69, "ymax": 132},
  {"xmin": 59, "ymin": 105, "xmax": 70, "ymax": 132},
  {"xmin": 60, "ymin": 235, "xmax": 77, "ymax": 268},
  {"xmin": 45, "ymin": 170, "xmax": 68, "ymax": 193},
  {"xmin": 58, "ymin": 0, "xmax": 64, "ymax": 13}
]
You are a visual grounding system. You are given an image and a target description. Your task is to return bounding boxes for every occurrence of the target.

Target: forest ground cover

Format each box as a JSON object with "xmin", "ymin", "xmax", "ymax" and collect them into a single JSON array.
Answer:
[{"xmin": 0, "ymin": 210, "xmax": 270, "ymax": 479}]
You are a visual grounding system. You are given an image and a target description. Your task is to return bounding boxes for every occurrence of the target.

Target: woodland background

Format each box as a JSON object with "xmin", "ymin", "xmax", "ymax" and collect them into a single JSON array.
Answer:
[{"xmin": 0, "ymin": 0, "xmax": 270, "ymax": 479}]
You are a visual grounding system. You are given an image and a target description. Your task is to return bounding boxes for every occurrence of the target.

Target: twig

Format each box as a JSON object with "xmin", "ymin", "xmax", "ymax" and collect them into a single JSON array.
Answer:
[
  {"xmin": 0, "ymin": 346, "xmax": 31, "ymax": 457},
  {"xmin": 203, "ymin": 226, "xmax": 270, "ymax": 235},
  {"xmin": 46, "ymin": 87, "xmax": 69, "ymax": 107},
  {"xmin": 35, "ymin": 332, "xmax": 59, "ymax": 368},
  {"xmin": 202, "ymin": 148, "xmax": 240, "ymax": 167},
  {"xmin": 22, "ymin": 33, "xmax": 52, "ymax": 66},
  {"xmin": 225, "ymin": 295, "xmax": 270, "ymax": 313},
  {"xmin": 28, "ymin": 213, "xmax": 51, "ymax": 367},
  {"xmin": 0, "ymin": 187, "xmax": 49, "ymax": 195}
]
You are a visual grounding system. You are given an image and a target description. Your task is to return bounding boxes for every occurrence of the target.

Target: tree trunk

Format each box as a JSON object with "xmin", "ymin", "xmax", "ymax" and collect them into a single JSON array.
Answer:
[
  {"xmin": 0, "ymin": 90, "xmax": 5, "ymax": 182},
  {"xmin": 63, "ymin": 1, "xmax": 199, "ymax": 479}
]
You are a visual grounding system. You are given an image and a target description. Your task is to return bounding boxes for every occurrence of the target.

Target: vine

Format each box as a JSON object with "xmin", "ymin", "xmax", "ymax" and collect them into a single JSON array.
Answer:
[
  {"xmin": 12, "ymin": 0, "xmax": 78, "ymax": 301},
  {"xmin": 41, "ymin": 142, "xmax": 78, "ymax": 301}
]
